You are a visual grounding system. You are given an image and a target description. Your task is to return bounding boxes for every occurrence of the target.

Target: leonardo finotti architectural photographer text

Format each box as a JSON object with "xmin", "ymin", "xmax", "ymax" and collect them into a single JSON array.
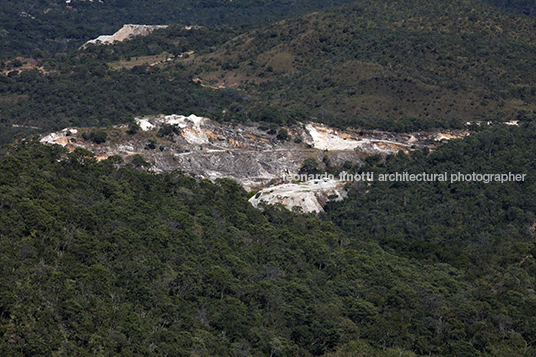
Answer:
[{"xmin": 283, "ymin": 172, "xmax": 526, "ymax": 184}]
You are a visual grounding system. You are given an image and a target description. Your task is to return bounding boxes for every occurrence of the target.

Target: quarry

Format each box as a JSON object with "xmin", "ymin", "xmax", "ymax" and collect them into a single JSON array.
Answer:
[
  {"xmin": 82, "ymin": 24, "xmax": 169, "ymax": 47},
  {"xmin": 40, "ymin": 114, "xmax": 467, "ymax": 212}
]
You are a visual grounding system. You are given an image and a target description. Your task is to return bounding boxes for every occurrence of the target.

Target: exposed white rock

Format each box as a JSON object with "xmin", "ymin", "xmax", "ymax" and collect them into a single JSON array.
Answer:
[
  {"xmin": 408, "ymin": 135, "xmax": 418, "ymax": 143},
  {"xmin": 434, "ymin": 132, "xmax": 469, "ymax": 141},
  {"xmin": 136, "ymin": 118, "xmax": 155, "ymax": 131},
  {"xmin": 39, "ymin": 114, "xmax": 464, "ymax": 213},
  {"xmin": 83, "ymin": 24, "xmax": 168, "ymax": 47},
  {"xmin": 164, "ymin": 114, "xmax": 209, "ymax": 145},
  {"xmin": 465, "ymin": 120, "xmax": 519, "ymax": 127},
  {"xmin": 12, "ymin": 124, "xmax": 40, "ymax": 129},
  {"xmin": 304, "ymin": 123, "xmax": 412, "ymax": 153},
  {"xmin": 85, "ymin": 35, "xmax": 112, "ymax": 45},
  {"xmin": 249, "ymin": 178, "xmax": 347, "ymax": 213},
  {"xmin": 40, "ymin": 128, "xmax": 78, "ymax": 146},
  {"xmin": 305, "ymin": 123, "xmax": 359, "ymax": 151},
  {"xmin": 135, "ymin": 114, "xmax": 210, "ymax": 145}
]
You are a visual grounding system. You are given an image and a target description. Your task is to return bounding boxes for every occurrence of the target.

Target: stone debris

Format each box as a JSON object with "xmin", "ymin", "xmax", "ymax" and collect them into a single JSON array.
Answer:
[
  {"xmin": 136, "ymin": 114, "xmax": 210, "ymax": 145},
  {"xmin": 302, "ymin": 122, "xmax": 461, "ymax": 153},
  {"xmin": 40, "ymin": 128, "xmax": 78, "ymax": 146},
  {"xmin": 39, "ymin": 113, "xmax": 467, "ymax": 212},
  {"xmin": 434, "ymin": 132, "xmax": 470, "ymax": 141},
  {"xmin": 249, "ymin": 178, "xmax": 347, "ymax": 213}
]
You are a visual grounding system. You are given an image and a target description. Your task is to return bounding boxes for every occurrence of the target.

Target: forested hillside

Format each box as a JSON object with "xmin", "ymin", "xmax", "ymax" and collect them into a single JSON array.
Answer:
[
  {"xmin": 187, "ymin": 0, "xmax": 536, "ymax": 130},
  {"xmin": 484, "ymin": 0, "xmax": 536, "ymax": 15},
  {"xmin": 2, "ymin": 0, "xmax": 536, "ymax": 144},
  {"xmin": 1, "ymin": 124, "xmax": 536, "ymax": 356},
  {"xmin": 0, "ymin": 0, "xmax": 358, "ymax": 58},
  {"xmin": 2, "ymin": 0, "xmax": 536, "ymax": 355}
]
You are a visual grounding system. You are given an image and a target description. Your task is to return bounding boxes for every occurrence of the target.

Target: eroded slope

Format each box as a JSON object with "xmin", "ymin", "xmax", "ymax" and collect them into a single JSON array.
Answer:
[{"xmin": 40, "ymin": 114, "xmax": 468, "ymax": 211}]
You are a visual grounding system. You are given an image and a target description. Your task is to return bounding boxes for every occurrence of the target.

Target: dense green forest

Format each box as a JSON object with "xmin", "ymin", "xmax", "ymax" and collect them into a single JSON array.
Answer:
[
  {"xmin": 484, "ymin": 0, "xmax": 536, "ymax": 15},
  {"xmin": 1, "ymin": 124, "xmax": 536, "ymax": 356},
  {"xmin": 2, "ymin": 0, "xmax": 536, "ymax": 355},
  {"xmin": 0, "ymin": 25, "xmax": 253, "ymax": 143}
]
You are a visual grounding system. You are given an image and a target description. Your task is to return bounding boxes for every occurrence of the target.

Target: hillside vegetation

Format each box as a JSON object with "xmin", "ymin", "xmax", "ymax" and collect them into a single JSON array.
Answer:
[
  {"xmin": 3, "ymin": 1, "xmax": 536, "ymax": 355},
  {"xmin": 2, "ymin": 0, "xmax": 536, "ymax": 142},
  {"xmin": 0, "ymin": 0, "xmax": 358, "ymax": 58},
  {"xmin": 186, "ymin": 0, "xmax": 536, "ymax": 130},
  {"xmin": 2, "ymin": 124, "xmax": 536, "ymax": 356}
]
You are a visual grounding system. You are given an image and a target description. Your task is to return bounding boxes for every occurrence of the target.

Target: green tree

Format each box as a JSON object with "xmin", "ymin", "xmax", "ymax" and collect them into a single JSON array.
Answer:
[{"xmin": 91, "ymin": 130, "xmax": 108, "ymax": 144}]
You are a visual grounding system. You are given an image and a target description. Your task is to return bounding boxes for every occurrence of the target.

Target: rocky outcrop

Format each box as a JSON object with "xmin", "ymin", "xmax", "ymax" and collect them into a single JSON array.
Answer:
[
  {"xmin": 83, "ymin": 24, "xmax": 169, "ymax": 47},
  {"xmin": 249, "ymin": 178, "xmax": 347, "ymax": 213},
  {"xmin": 40, "ymin": 113, "xmax": 468, "ymax": 211},
  {"xmin": 303, "ymin": 123, "xmax": 412, "ymax": 153}
]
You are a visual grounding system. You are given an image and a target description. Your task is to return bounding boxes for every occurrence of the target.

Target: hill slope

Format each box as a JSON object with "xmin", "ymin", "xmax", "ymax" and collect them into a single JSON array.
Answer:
[
  {"xmin": 2, "ymin": 0, "xmax": 536, "ymax": 142},
  {"xmin": 2, "ymin": 123, "xmax": 536, "ymax": 356},
  {"xmin": 185, "ymin": 0, "xmax": 536, "ymax": 130},
  {"xmin": 0, "ymin": 0, "xmax": 358, "ymax": 58}
]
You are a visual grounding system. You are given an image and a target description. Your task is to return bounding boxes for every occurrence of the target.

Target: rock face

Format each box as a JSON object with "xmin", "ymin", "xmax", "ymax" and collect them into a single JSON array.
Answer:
[
  {"xmin": 83, "ymin": 24, "xmax": 169, "ymax": 46},
  {"xmin": 134, "ymin": 114, "xmax": 320, "ymax": 189},
  {"xmin": 304, "ymin": 123, "xmax": 411, "ymax": 153},
  {"xmin": 249, "ymin": 178, "xmax": 347, "ymax": 213},
  {"xmin": 40, "ymin": 113, "xmax": 468, "ymax": 211}
]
